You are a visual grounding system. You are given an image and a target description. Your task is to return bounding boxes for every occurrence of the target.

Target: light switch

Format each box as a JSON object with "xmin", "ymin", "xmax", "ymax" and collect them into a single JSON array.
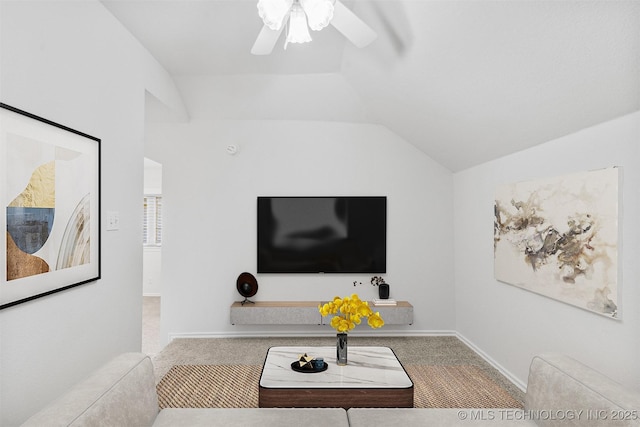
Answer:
[{"xmin": 106, "ymin": 211, "xmax": 119, "ymax": 231}]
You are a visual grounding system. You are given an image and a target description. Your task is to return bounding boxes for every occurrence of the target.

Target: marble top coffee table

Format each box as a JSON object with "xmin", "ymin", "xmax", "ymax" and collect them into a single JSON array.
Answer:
[{"xmin": 259, "ymin": 346, "xmax": 413, "ymax": 409}]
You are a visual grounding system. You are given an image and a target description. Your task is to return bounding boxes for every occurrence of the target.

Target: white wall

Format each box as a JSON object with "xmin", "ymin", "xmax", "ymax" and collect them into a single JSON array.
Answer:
[
  {"xmin": 0, "ymin": 2, "xmax": 180, "ymax": 425},
  {"xmin": 453, "ymin": 112, "xmax": 640, "ymax": 391},
  {"xmin": 145, "ymin": 118, "xmax": 455, "ymax": 342},
  {"xmin": 144, "ymin": 158, "xmax": 163, "ymax": 194}
]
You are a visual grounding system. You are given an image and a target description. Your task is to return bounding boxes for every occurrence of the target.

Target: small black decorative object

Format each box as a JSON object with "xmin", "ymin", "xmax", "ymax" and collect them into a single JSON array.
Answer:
[
  {"xmin": 291, "ymin": 353, "xmax": 327, "ymax": 373},
  {"xmin": 236, "ymin": 272, "xmax": 258, "ymax": 305},
  {"xmin": 291, "ymin": 361, "xmax": 328, "ymax": 373},
  {"xmin": 370, "ymin": 276, "xmax": 390, "ymax": 299},
  {"xmin": 378, "ymin": 283, "xmax": 390, "ymax": 299}
]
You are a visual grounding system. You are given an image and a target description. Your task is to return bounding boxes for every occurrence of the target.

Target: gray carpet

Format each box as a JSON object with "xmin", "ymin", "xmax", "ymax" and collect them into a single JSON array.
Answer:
[{"xmin": 151, "ymin": 336, "xmax": 525, "ymax": 404}]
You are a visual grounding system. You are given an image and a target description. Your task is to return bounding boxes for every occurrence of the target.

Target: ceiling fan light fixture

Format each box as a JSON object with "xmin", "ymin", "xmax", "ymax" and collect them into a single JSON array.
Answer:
[
  {"xmin": 252, "ymin": 0, "xmax": 376, "ymax": 55},
  {"xmin": 300, "ymin": 0, "xmax": 335, "ymax": 31},
  {"xmin": 284, "ymin": 3, "xmax": 312, "ymax": 49},
  {"xmin": 257, "ymin": 0, "xmax": 293, "ymax": 30}
]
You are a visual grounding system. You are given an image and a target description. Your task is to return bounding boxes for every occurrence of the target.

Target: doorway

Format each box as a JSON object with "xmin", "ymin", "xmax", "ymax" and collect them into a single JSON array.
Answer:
[{"xmin": 143, "ymin": 157, "xmax": 162, "ymax": 355}]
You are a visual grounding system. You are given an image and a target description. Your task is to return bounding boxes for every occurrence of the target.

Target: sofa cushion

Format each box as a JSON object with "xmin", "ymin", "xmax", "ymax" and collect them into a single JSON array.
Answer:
[
  {"xmin": 21, "ymin": 353, "xmax": 159, "ymax": 427},
  {"xmin": 347, "ymin": 408, "xmax": 536, "ymax": 426},
  {"xmin": 154, "ymin": 408, "xmax": 349, "ymax": 426},
  {"xmin": 525, "ymin": 353, "xmax": 640, "ymax": 427}
]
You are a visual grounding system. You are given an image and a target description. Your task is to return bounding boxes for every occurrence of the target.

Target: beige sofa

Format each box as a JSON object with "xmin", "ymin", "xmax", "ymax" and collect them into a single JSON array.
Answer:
[
  {"xmin": 22, "ymin": 352, "xmax": 640, "ymax": 426},
  {"xmin": 348, "ymin": 353, "xmax": 640, "ymax": 426},
  {"xmin": 20, "ymin": 352, "xmax": 348, "ymax": 427}
]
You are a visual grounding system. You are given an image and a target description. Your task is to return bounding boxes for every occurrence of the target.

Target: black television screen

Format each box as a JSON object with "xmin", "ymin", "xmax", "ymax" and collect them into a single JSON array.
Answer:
[{"xmin": 257, "ymin": 197, "xmax": 386, "ymax": 273}]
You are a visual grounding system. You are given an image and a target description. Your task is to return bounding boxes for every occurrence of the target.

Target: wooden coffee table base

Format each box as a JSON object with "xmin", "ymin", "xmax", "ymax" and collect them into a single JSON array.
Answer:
[{"xmin": 259, "ymin": 386, "xmax": 413, "ymax": 409}]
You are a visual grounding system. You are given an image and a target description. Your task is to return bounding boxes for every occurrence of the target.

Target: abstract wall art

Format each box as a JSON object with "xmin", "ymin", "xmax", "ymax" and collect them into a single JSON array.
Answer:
[
  {"xmin": 1, "ymin": 103, "xmax": 100, "ymax": 310},
  {"xmin": 494, "ymin": 167, "xmax": 619, "ymax": 319}
]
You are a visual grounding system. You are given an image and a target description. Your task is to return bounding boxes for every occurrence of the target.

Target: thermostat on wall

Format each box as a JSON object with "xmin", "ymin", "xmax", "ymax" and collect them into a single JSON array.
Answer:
[{"xmin": 226, "ymin": 144, "xmax": 239, "ymax": 155}]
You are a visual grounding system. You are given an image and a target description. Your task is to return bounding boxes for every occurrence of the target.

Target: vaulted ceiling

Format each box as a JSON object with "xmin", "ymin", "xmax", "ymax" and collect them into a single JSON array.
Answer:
[{"xmin": 102, "ymin": 0, "xmax": 640, "ymax": 171}]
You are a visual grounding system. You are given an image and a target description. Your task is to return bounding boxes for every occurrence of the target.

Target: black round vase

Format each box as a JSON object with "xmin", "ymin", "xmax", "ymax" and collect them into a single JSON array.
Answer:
[{"xmin": 378, "ymin": 283, "xmax": 390, "ymax": 299}]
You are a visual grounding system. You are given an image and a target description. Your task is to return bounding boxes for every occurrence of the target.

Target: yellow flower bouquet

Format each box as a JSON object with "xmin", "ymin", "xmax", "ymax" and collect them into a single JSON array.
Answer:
[{"xmin": 318, "ymin": 294, "xmax": 384, "ymax": 333}]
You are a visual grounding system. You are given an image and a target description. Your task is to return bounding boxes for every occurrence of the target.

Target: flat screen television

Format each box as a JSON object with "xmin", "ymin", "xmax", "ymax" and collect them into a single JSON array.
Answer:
[{"xmin": 257, "ymin": 196, "xmax": 386, "ymax": 274}]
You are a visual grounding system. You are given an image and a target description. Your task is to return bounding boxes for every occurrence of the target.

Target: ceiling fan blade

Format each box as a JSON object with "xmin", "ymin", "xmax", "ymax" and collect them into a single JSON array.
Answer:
[
  {"xmin": 330, "ymin": 0, "xmax": 377, "ymax": 48},
  {"xmin": 251, "ymin": 24, "xmax": 285, "ymax": 55}
]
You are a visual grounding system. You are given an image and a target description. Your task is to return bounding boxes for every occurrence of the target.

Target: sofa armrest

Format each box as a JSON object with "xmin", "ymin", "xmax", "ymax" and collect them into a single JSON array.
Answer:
[
  {"xmin": 22, "ymin": 352, "xmax": 159, "ymax": 427},
  {"xmin": 525, "ymin": 354, "xmax": 640, "ymax": 426}
]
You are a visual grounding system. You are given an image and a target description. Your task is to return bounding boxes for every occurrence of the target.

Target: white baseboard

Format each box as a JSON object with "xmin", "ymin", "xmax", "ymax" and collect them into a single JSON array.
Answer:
[
  {"xmin": 455, "ymin": 332, "xmax": 527, "ymax": 392},
  {"xmin": 143, "ymin": 293, "xmax": 161, "ymax": 297}
]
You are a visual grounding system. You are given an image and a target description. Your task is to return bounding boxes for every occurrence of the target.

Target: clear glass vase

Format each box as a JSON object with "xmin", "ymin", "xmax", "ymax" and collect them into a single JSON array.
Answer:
[{"xmin": 336, "ymin": 332, "xmax": 348, "ymax": 365}]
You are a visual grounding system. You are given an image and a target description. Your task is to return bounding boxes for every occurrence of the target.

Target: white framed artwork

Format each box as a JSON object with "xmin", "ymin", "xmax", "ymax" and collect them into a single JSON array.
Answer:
[
  {"xmin": 494, "ymin": 167, "xmax": 619, "ymax": 319},
  {"xmin": 1, "ymin": 103, "xmax": 101, "ymax": 310}
]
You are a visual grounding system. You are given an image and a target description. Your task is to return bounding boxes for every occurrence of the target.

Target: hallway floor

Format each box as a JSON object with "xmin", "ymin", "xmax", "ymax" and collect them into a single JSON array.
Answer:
[{"xmin": 142, "ymin": 296, "xmax": 162, "ymax": 356}]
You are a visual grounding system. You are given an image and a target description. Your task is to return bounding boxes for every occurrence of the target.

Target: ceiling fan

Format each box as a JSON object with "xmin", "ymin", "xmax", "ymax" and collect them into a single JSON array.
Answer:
[{"xmin": 251, "ymin": 0, "xmax": 377, "ymax": 55}]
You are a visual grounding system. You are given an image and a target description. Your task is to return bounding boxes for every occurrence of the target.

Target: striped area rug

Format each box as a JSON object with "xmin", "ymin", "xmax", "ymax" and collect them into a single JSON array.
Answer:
[
  {"xmin": 405, "ymin": 365, "xmax": 522, "ymax": 408},
  {"xmin": 157, "ymin": 365, "xmax": 261, "ymax": 408},
  {"xmin": 156, "ymin": 364, "xmax": 522, "ymax": 409}
]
